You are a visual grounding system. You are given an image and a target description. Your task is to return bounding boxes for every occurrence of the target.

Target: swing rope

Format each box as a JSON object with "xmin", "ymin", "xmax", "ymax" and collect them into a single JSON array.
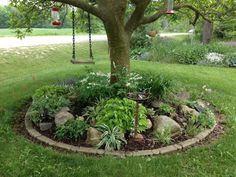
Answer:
[{"xmin": 71, "ymin": 7, "xmax": 95, "ymax": 64}]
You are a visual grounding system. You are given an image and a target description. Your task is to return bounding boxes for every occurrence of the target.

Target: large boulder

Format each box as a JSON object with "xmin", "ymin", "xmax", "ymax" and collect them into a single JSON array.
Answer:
[
  {"xmin": 153, "ymin": 115, "xmax": 182, "ymax": 136},
  {"xmin": 86, "ymin": 127, "xmax": 102, "ymax": 146},
  {"xmin": 55, "ymin": 107, "xmax": 74, "ymax": 127},
  {"xmin": 181, "ymin": 105, "xmax": 199, "ymax": 117}
]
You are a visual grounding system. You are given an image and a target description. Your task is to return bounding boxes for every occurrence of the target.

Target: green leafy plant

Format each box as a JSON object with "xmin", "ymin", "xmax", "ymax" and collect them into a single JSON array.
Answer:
[
  {"xmin": 30, "ymin": 85, "xmax": 71, "ymax": 123},
  {"xmin": 153, "ymin": 127, "xmax": 172, "ymax": 145},
  {"xmin": 55, "ymin": 119, "xmax": 89, "ymax": 140},
  {"xmin": 96, "ymin": 124, "xmax": 127, "ymax": 151},
  {"xmin": 185, "ymin": 124, "xmax": 201, "ymax": 137},
  {"xmin": 198, "ymin": 109, "xmax": 216, "ymax": 128},
  {"xmin": 149, "ymin": 75, "xmax": 173, "ymax": 98},
  {"xmin": 75, "ymin": 72, "xmax": 112, "ymax": 104},
  {"xmin": 158, "ymin": 103, "xmax": 174, "ymax": 115},
  {"xmin": 86, "ymin": 98, "xmax": 148, "ymax": 133}
]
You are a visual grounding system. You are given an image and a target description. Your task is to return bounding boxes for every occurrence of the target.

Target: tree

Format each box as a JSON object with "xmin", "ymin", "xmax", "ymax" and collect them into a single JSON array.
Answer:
[{"xmin": 10, "ymin": 0, "xmax": 214, "ymax": 81}]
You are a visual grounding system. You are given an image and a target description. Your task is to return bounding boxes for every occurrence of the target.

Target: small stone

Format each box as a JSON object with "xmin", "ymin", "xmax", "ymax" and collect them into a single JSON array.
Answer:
[
  {"xmin": 181, "ymin": 105, "xmax": 199, "ymax": 117},
  {"xmin": 176, "ymin": 92, "xmax": 190, "ymax": 101},
  {"xmin": 132, "ymin": 133, "xmax": 144, "ymax": 142},
  {"xmin": 194, "ymin": 100, "xmax": 207, "ymax": 113},
  {"xmin": 90, "ymin": 118, "xmax": 96, "ymax": 126},
  {"xmin": 39, "ymin": 122, "xmax": 52, "ymax": 131},
  {"xmin": 55, "ymin": 107, "xmax": 74, "ymax": 127},
  {"xmin": 78, "ymin": 116, "xmax": 85, "ymax": 121},
  {"xmin": 151, "ymin": 100, "xmax": 160, "ymax": 109},
  {"xmin": 153, "ymin": 115, "xmax": 182, "ymax": 136},
  {"xmin": 146, "ymin": 119, "xmax": 153, "ymax": 129},
  {"xmin": 86, "ymin": 127, "xmax": 102, "ymax": 146}
]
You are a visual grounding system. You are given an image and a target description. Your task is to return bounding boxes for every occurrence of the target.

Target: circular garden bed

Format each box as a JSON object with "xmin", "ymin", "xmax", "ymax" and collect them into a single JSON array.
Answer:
[{"xmin": 22, "ymin": 72, "xmax": 222, "ymax": 156}]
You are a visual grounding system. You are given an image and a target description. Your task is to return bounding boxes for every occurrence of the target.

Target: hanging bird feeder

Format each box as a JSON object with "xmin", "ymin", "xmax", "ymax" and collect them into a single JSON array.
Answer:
[
  {"xmin": 51, "ymin": 7, "xmax": 61, "ymax": 26},
  {"xmin": 165, "ymin": 0, "xmax": 175, "ymax": 14}
]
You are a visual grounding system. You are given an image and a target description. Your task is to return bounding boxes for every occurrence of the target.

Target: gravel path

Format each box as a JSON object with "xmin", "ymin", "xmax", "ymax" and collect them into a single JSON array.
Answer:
[{"xmin": 0, "ymin": 33, "xmax": 189, "ymax": 49}]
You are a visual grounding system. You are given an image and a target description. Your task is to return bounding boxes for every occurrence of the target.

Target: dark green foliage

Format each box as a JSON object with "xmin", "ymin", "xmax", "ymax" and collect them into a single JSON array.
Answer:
[
  {"xmin": 149, "ymin": 75, "xmax": 173, "ymax": 98},
  {"xmin": 55, "ymin": 119, "xmax": 88, "ymax": 140},
  {"xmin": 86, "ymin": 98, "xmax": 148, "ymax": 133},
  {"xmin": 30, "ymin": 85, "xmax": 71, "ymax": 123},
  {"xmin": 96, "ymin": 124, "xmax": 127, "ymax": 151},
  {"xmin": 130, "ymin": 26, "xmax": 152, "ymax": 59}
]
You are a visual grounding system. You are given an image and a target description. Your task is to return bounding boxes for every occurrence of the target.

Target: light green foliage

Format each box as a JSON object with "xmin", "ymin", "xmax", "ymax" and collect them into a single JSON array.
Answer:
[
  {"xmin": 153, "ymin": 127, "xmax": 172, "ymax": 145},
  {"xmin": 198, "ymin": 109, "xmax": 216, "ymax": 128},
  {"xmin": 96, "ymin": 124, "xmax": 127, "ymax": 151},
  {"xmin": 158, "ymin": 103, "xmax": 174, "ymax": 115},
  {"xmin": 55, "ymin": 119, "xmax": 88, "ymax": 140},
  {"xmin": 30, "ymin": 85, "xmax": 71, "ymax": 123},
  {"xmin": 87, "ymin": 98, "xmax": 148, "ymax": 133},
  {"xmin": 185, "ymin": 109, "xmax": 216, "ymax": 137}
]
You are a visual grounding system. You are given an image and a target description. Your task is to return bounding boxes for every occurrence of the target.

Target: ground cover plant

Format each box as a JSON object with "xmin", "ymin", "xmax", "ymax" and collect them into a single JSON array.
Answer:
[{"xmin": 0, "ymin": 42, "xmax": 236, "ymax": 177}]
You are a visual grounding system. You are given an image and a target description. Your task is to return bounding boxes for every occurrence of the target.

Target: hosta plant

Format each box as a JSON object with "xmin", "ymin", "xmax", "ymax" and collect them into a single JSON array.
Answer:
[{"xmin": 96, "ymin": 124, "xmax": 127, "ymax": 151}]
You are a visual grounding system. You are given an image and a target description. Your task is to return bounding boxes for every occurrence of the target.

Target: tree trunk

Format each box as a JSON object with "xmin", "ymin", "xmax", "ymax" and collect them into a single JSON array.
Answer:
[
  {"xmin": 202, "ymin": 20, "xmax": 213, "ymax": 44},
  {"xmin": 104, "ymin": 22, "xmax": 131, "ymax": 83}
]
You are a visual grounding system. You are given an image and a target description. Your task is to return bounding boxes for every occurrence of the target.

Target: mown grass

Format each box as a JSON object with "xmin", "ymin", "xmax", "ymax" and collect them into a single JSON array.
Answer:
[{"xmin": 0, "ymin": 42, "xmax": 236, "ymax": 177}]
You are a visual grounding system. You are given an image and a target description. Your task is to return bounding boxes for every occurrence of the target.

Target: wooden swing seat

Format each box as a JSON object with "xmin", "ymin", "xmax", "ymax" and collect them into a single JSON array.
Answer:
[{"xmin": 71, "ymin": 59, "xmax": 95, "ymax": 64}]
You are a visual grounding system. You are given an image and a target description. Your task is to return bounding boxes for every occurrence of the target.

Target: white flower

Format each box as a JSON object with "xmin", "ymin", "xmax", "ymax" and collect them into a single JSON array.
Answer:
[{"xmin": 206, "ymin": 52, "xmax": 224, "ymax": 63}]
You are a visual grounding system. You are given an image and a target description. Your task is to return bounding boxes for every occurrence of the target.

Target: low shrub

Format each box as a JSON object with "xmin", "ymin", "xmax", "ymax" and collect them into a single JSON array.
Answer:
[
  {"xmin": 198, "ymin": 109, "xmax": 216, "ymax": 128},
  {"xmin": 153, "ymin": 127, "xmax": 172, "ymax": 145},
  {"xmin": 158, "ymin": 103, "xmax": 174, "ymax": 115},
  {"xmin": 96, "ymin": 124, "xmax": 127, "ymax": 151},
  {"xmin": 86, "ymin": 98, "xmax": 148, "ymax": 133},
  {"xmin": 55, "ymin": 119, "xmax": 89, "ymax": 140},
  {"xmin": 74, "ymin": 72, "xmax": 112, "ymax": 104},
  {"xmin": 30, "ymin": 85, "xmax": 71, "ymax": 123}
]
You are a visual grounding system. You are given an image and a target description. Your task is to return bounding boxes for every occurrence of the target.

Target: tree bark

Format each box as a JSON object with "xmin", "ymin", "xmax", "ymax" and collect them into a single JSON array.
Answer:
[
  {"xmin": 104, "ymin": 21, "xmax": 131, "ymax": 83},
  {"xmin": 202, "ymin": 20, "xmax": 213, "ymax": 44}
]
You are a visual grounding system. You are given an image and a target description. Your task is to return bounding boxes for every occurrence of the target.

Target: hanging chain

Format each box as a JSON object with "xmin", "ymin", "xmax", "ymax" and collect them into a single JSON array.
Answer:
[
  {"xmin": 88, "ymin": 13, "xmax": 94, "ymax": 60},
  {"xmin": 72, "ymin": 7, "xmax": 76, "ymax": 60}
]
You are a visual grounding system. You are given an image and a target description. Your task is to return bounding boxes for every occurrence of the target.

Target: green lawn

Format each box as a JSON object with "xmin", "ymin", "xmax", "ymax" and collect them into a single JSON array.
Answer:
[
  {"xmin": 0, "ymin": 28, "xmax": 85, "ymax": 37},
  {"xmin": 0, "ymin": 42, "xmax": 236, "ymax": 177}
]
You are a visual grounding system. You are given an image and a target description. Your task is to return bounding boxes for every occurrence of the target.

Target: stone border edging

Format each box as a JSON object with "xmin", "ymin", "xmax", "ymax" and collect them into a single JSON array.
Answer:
[{"xmin": 25, "ymin": 109, "xmax": 216, "ymax": 157}]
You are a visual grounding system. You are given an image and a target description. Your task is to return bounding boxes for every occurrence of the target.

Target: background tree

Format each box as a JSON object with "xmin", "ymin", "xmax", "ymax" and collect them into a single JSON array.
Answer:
[{"xmin": 9, "ymin": 0, "xmax": 228, "ymax": 81}]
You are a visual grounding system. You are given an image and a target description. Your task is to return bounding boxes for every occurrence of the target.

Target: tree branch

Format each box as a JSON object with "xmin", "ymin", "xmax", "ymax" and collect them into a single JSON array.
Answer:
[
  {"xmin": 141, "ymin": 4, "xmax": 212, "ymax": 25},
  {"xmin": 174, "ymin": 4, "xmax": 212, "ymax": 23},
  {"xmin": 52, "ymin": 0, "xmax": 103, "ymax": 20},
  {"xmin": 125, "ymin": 0, "xmax": 151, "ymax": 33}
]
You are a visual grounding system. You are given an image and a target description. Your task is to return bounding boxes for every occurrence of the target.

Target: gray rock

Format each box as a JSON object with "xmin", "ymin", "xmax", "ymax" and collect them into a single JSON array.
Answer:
[
  {"xmin": 146, "ymin": 119, "xmax": 153, "ymax": 129},
  {"xmin": 39, "ymin": 122, "xmax": 52, "ymax": 131},
  {"xmin": 132, "ymin": 133, "xmax": 144, "ymax": 142},
  {"xmin": 55, "ymin": 107, "xmax": 74, "ymax": 127},
  {"xmin": 139, "ymin": 52, "xmax": 151, "ymax": 60},
  {"xmin": 151, "ymin": 100, "xmax": 160, "ymax": 109},
  {"xmin": 153, "ymin": 115, "xmax": 182, "ymax": 136},
  {"xmin": 176, "ymin": 92, "xmax": 190, "ymax": 102},
  {"xmin": 195, "ymin": 100, "xmax": 207, "ymax": 113},
  {"xmin": 181, "ymin": 105, "xmax": 199, "ymax": 117},
  {"xmin": 86, "ymin": 127, "xmax": 102, "ymax": 146}
]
